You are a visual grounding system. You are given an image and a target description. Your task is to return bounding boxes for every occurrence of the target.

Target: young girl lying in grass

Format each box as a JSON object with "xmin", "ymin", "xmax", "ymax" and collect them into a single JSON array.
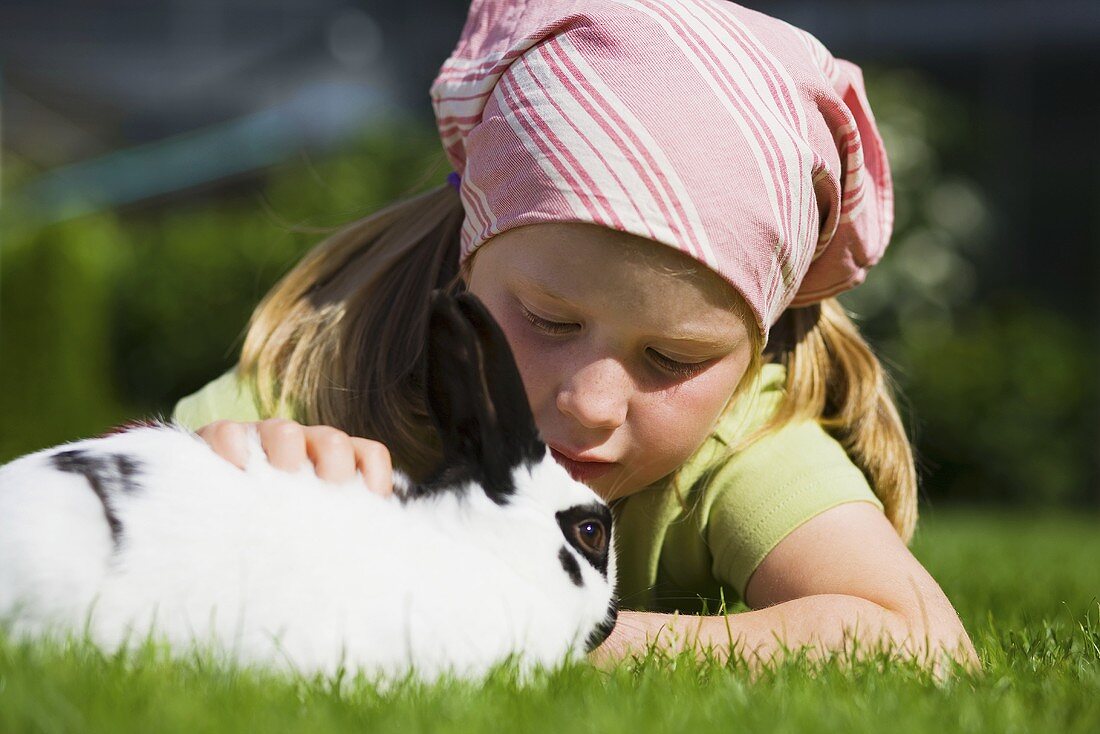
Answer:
[{"xmin": 174, "ymin": 0, "xmax": 977, "ymax": 670}]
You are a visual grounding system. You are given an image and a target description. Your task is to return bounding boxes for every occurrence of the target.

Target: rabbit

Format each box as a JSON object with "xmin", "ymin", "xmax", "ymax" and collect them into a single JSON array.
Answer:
[{"xmin": 0, "ymin": 291, "xmax": 618, "ymax": 681}]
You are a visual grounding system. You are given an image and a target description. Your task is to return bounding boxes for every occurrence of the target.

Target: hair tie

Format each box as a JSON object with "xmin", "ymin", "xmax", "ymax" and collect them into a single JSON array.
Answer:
[{"xmin": 446, "ymin": 172, "xmax": 462, "ymax": 191}]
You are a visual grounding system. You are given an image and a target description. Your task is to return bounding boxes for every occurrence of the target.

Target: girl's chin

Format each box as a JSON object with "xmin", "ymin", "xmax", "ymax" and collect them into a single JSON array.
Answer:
[
  {"xmin": 549, "ymin": 448, "xmax": 667, "ymax": 501},
  {"xmin": 587, "ymin": 471, "xmax": 653, "ymax": 503}
]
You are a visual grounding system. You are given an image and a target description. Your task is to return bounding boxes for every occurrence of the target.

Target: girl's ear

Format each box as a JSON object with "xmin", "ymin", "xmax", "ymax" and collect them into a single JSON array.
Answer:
[{"xmin": 422, "ymin": 290, "xmax": 516, "ymax": 504}]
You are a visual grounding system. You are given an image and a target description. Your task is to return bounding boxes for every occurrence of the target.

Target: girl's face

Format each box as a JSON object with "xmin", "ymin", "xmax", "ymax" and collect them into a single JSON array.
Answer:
[{"xmin": 466, "ymin": 223, "xmax": 756, "ymax": 501}]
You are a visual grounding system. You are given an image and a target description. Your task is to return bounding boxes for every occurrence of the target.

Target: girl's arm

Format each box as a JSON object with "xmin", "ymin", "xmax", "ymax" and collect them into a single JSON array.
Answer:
[{"xmin": 591, "ymin": 502, "xmax": 978, "ymax": 671}]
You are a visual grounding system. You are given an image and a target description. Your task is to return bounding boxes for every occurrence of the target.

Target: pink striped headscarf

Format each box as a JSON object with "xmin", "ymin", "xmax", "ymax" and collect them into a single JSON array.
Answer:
[{"xmin": 431, "ymin": 0, "xmax": 893, "ymax": 339}]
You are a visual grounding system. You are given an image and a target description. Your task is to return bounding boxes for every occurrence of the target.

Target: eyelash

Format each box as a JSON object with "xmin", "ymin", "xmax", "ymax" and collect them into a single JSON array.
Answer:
[{"xmin": 520, "ymin": 307, "xmax": 708, "ymax": 378}]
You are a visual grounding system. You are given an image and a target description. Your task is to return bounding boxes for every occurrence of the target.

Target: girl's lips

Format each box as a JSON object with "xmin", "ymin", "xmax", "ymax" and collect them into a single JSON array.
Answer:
[{"xmin": 549, "ymin": 447, "xmax": 616, "ymax": 482}]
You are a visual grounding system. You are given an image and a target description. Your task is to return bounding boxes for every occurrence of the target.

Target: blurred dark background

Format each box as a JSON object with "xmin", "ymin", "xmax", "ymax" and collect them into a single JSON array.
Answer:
[{"xmin": 2, "ymin": 1, "xmax": 1098, "ymax": 510}]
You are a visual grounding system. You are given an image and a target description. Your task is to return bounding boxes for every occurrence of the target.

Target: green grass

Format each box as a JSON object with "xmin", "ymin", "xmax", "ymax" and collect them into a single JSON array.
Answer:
[{"xmin": 2, "ymin": 508, "xmax": 1099, "ymax": 733}]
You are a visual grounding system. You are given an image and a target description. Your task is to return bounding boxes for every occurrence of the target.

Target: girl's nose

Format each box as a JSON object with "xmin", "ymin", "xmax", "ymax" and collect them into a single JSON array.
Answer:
[{"xmin": 556, "ymin": 358, "xmax": 631, "ymax": 430}]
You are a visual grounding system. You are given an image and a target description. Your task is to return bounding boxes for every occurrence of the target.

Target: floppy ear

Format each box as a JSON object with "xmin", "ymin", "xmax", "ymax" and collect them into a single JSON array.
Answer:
[
  {"xmin": 453, "ymin": 292, "xmax": 544, "ymax": 468},
  {"xmin": 420, "ymin": 290, "xmax": 517, "ymax": 504}
]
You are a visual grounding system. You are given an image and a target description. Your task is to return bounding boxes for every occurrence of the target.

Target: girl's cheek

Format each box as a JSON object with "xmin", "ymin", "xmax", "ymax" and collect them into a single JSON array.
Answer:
[
  {"xmin": 641, "ymin": 371, "xmax": 740, "ymax": 457},
  {"xmin": 493, "ymin": 313, "xmax": 558, "ymax": 411},
  {"xmin": 480, "ymin": 291, "xmax": 572, "ymax": 433}
]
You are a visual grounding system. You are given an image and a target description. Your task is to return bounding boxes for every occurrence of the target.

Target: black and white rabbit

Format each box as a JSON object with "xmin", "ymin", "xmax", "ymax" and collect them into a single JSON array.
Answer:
[{"xmin": 0, "ymin": 292, "xmax": 618, "ymax": 680}]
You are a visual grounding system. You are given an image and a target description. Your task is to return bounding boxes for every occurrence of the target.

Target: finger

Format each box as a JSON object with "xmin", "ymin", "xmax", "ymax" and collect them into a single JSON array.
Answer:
[
  {"xmin": 258, "ymin": 419, "xmax": 308, "ymax": 473},
  {"xmin": 195, "ymin": 420, "xmax": 251, "ymax": 470},
  {"xmin": 304, "ymin": 426, "xmax": 357, "ymax": 484},
  {"xmin": 351, "ymin": 438, "xmax": 394, "ymax": 496}
]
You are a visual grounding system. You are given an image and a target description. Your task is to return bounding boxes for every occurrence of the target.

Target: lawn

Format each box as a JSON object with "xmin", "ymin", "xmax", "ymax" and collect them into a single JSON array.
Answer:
[{"xmin": 2, "ymin": 507, "xmax": 1098, "ymax": 733}]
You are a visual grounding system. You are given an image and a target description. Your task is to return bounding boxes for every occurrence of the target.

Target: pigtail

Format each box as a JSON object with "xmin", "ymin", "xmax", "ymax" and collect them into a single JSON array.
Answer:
[
  {"xmin": 239, "ymin": 184, "xmax": 465, "ymax": 478},
  {"xmin": 765, "ymin": 298, "xmax": 918, "ymax": 541}
]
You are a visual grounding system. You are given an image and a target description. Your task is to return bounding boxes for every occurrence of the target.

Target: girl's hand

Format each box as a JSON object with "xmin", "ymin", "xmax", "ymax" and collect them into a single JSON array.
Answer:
[{"xmin": 195, "ymin": 419, "xmax": 394, "ymax": 496}]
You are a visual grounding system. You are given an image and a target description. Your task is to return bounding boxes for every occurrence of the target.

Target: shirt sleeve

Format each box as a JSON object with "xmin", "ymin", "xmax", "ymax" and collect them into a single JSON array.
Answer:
[
  {"xmin": 702, "ymin": 419, "xmax": 884, "ymax": 599},
  {"xmin": 170, "ymin": 368, "xmax": 264, "ymax": 429}
]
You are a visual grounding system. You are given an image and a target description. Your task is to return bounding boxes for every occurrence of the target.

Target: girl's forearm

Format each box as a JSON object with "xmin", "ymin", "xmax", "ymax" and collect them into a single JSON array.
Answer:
[{"xmin": 591, "ymin": 595, "xmax": 976, "ymax": 670}]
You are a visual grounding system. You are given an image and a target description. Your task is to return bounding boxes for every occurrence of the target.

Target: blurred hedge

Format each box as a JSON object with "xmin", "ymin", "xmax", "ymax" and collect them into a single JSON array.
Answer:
[
  {"xmin": 1, "ymin": 125, "xmax": 448, "ymax": 459},
  {"xmin": 1, "ymin": 70, "xmax": 1096, "ymax": 506},
  {"xmin": 840, "ymin": 69, "xmax": 1098, "ymax": 506}
]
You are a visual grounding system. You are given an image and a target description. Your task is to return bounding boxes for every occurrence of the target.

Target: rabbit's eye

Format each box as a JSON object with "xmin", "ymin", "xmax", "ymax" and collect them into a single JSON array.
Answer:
[
  {"xmin": 557, "ymin": 504, "xmax": 612, "ymax": 578},
  {"xmin": 572, "ymin": 519, "xmax": 607, "ymax": 556}
]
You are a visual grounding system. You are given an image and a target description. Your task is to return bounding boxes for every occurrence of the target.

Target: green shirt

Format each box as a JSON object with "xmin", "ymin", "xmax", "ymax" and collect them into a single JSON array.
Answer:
[
  {"xmin": 172, "ymin": 364, "xmax": 881, "ymax": 613},
  {"xmin": 612, "ymin": 364, "xmax": 882, "ymax": 613}
]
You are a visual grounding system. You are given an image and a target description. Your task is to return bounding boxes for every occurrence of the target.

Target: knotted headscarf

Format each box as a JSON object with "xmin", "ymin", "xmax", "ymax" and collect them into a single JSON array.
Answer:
[{"xmin": 431, "ymin": 0, "xmax": 893, "ymax": 339}]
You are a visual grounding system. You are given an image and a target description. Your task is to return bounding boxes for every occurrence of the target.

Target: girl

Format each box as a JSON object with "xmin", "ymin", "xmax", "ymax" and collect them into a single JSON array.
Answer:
[{"xmin": 173, "ymin": 0, "xmax": 977, "ymax": 669}]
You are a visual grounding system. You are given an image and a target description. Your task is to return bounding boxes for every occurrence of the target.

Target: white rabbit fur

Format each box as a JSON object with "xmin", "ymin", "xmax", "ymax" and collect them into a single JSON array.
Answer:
[{"xmin": 0, "ymin": 293, "xmax": 618, "ymax": 681}]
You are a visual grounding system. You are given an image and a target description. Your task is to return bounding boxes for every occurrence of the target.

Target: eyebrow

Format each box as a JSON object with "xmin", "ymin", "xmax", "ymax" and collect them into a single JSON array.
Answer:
[
  {"xmin": 511, "ymin": 274, "xmax": 740, "ymax": 352},
  {"xmin": 513, "ymin": 273, "xmax": 575, "ymax": 304}
]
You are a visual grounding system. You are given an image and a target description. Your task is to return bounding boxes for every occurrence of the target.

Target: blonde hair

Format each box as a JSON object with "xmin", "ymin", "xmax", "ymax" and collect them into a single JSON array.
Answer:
[
  {"xmin": 239, "ymin": 183, "xmax": 916, "ymax": 539},
  {"xmin": 764, "ymin": 301, "xmax": 918, "ymax": 541}
]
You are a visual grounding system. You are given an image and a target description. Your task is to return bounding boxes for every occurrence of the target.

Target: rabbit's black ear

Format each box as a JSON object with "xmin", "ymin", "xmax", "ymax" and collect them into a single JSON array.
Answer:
[
  {"xmin": 420, "ymin": 290, "xmax": 517, "ymax": 504},
  {"xmin": 453, "ymin": 292, "xmax": 543, "ymax": 468}
]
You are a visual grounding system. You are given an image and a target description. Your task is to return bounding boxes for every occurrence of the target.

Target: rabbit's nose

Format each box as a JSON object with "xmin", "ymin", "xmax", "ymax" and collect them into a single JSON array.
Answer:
[{"xmin": 555, "ymin": 358, "xmax": 631, "ymax": 430}]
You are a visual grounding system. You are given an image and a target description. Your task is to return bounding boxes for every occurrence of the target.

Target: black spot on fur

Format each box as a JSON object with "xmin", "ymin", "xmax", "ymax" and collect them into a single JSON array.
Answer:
[
  {"xmin": 584, "ymin": 597, "xmax": 619, "ymax": 653},
  {"xmin": 559, "ymin": 545, "xmax": 584, "ymax": 587},
  {"xmin": 419, "ymin": 292, "xmax": 547, "ymax": 505},
  {"xmin": 51, "ymin": 450, "xmax": 142, "ymax": 546},
  {"xmin": 453, "ymin": 293, "xmax": 544, "ymax": 468},
  {"xmin": 556, "ymin": 503, "xmax": 612, "ymax": 578}
]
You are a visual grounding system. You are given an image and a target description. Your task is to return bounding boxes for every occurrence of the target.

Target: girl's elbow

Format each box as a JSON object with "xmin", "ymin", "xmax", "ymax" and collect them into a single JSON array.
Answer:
[{"xmin": 885, "ymin": 602, "xmax": 979, "ymax": 672}]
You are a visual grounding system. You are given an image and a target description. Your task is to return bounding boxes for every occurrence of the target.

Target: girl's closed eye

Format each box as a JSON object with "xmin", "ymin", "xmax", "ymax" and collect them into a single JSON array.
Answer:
[
  {"xmin": 519, "ymin": 304, "xmax": 710, "ymax": 378},
  {"xmin": 520, "ymin": 304, "xmax": 578, "ymax": 335}
]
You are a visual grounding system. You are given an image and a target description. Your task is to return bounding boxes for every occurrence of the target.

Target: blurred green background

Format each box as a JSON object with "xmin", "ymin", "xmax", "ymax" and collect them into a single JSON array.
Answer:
[{"xmin": 1, "ymin": 5, "xmax": 1098, "ymax": 511}]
